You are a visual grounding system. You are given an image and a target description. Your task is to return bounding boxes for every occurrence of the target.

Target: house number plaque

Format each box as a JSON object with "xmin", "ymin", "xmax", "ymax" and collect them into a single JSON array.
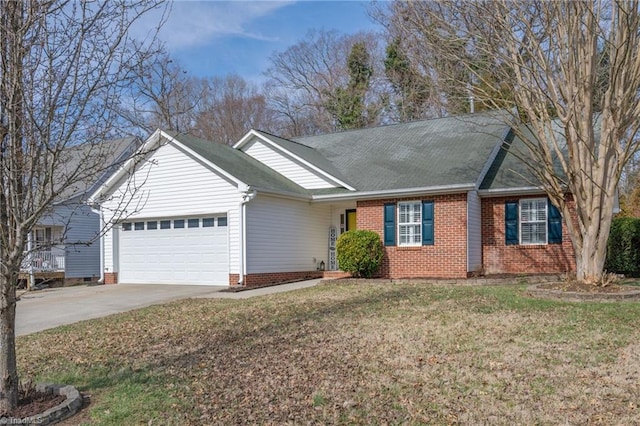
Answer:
[{"xmin": 328, "ymin": 226, "xmax": 337, "ymax": 270}]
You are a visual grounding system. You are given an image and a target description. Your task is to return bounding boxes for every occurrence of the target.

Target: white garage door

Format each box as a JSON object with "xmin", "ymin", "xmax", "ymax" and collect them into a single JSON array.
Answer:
[{"xmin": 118, "ymin": 216, "xmax": 228, "ymax": 285}]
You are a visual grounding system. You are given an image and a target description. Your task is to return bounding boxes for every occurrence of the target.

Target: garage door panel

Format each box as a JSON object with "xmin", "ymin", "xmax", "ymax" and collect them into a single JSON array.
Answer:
[{"xmin": 119, "ymin": 218, "xmax": 228, "ymax": 285}]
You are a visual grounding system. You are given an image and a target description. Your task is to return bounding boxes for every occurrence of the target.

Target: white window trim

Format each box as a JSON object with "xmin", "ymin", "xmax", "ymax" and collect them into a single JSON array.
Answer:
[
  {"xmin": 397, "ymin": 200, "xmax": 422, "ymax": 247},
  {"xmin": 519, "ymin": 198, "xmax": 548, "ymax": 245}
]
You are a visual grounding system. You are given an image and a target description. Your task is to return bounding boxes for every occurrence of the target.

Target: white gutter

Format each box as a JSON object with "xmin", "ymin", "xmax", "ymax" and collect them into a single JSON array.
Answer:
[
  {"xmin": 250, "ymin": 187, "xmax": 312, "ymax": 201},
  {"xmin": 477, "ymin": 186, "xmax": 545, "ymax": 197},
  {"xmin": 237, "ymin": 185, "xmax": 257, "ymax": 286},
  {"xmin": 312, "ymin": 184, "xmax": 477, "ymax": 202}
]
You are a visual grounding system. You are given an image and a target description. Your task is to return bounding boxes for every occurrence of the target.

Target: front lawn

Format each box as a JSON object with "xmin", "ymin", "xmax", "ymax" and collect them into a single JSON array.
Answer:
[{"xmin": 18, "ymin": 282, "xmax": 640, "ymax": 424}]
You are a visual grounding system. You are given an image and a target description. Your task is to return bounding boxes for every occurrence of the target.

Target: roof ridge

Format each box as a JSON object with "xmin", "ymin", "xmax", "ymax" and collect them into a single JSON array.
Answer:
[{"xmin": 292, "ymin": 110, "xmax": 505, "ymax": 141}]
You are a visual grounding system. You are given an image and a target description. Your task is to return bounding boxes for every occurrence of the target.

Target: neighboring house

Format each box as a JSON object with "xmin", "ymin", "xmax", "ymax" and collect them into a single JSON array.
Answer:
[
  {"xmin": 21, "ymin": 137, "xmax": 139, "ymax": 285},
  {"xmin": 89, "ymin": 112, "xmax": 578, "ymax": 287}
]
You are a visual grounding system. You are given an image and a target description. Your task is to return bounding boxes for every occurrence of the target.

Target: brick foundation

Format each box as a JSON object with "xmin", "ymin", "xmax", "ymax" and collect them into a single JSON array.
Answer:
[
  {"xmin": 481, "ymin": 196, "xmax": 576, "ymax": 275},
  {"xmin": 357, "ymin": 194, "xmax": 469, "ymax": 279},
  {"xmin": 229, "ymin": 271, "xmax": 348, "ymax": 287},
  {"xmin": 231, "ymin": 271, "xmax": 324, "ymax": 288},
  {"xmin": 104, "ymin": 272, "xmax": 118, "ymax": 285},
  {"xmin": 322, "ymin": 271, "xmax": 352, "ymax": 279}
]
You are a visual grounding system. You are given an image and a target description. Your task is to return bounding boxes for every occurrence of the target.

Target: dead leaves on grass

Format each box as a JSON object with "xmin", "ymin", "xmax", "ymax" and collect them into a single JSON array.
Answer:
[{"xmin": 14, "ymin": 283, "xmax": 640, "ymax": 424}]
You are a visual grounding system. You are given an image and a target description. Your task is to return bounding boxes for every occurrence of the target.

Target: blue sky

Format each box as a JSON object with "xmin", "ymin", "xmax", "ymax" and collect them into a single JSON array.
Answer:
[{"xmin": 138, "ymin": 1, "xmax": 383, "ymax": 81}]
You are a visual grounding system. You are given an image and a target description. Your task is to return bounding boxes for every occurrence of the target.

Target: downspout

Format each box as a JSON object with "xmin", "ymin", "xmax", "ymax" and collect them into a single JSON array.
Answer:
[{"xmin": 238, "ymin": 186, "xmax": 257, "ymax": 286}]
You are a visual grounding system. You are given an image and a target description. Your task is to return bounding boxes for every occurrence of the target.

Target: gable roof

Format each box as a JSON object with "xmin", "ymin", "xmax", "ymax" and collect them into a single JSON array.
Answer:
[
  {"xmin": 235, "ymin": 129, "xmax": 355, "ymax": 190},
  {"xmin": 165, "ymin": 131, "xmax": 311, "ymax": 197},
  {"xmin": 292, "ymin": 111, "xmax": 510, "ymax": 193},
  {"xmin": 93, "ymin": 112, "xmax": 531, "ymax": 205},
  {"xmin": 479, "ymin": 119, "xmax": 571, "ymax": 193}
]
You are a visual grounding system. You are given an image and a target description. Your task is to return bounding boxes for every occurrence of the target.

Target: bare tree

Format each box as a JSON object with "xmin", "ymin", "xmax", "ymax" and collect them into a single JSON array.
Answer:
[
  {"xmin": 265, "ymin": 29, "xmax": 387, "ymax": 136},
  {"xmin": 385, "ymin": 0, "xmax": 640, "ymax": 285},
  {"xmin": 123, "ymin": 50, "xmax": 201, "ymax": 135},
  {"xmin": 193, "ymin": 75, "xmax": 276, "ymax": 145},
  {"xmin": 0, "ymin": 0, "xmax": 165, "ymax": 410}
]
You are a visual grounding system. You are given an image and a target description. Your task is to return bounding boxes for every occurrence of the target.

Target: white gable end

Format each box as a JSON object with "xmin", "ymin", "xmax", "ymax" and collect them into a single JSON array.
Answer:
[
  {"xmin": 243, "ymin": 138, "xmax": 338, "ymax": 190},
  {"xmin": 103, "ymin": 142, "xmax": 242, "ymax": 217},
  {"xmin": 100, "ymin": 140, "xmax": 243, "ymax": 276}
]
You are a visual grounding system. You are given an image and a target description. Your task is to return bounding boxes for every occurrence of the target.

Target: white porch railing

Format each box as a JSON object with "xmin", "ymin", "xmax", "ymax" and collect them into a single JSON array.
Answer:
[{"xmin": 21, "ymin": 248, "xmax": 65, "ymax": 272}]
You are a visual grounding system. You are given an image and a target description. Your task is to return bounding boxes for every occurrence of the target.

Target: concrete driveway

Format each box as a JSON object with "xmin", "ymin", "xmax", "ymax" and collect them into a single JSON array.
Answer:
[{"xmin": 16, "ymin": 280, "xmax": 322, "ymax": 336}]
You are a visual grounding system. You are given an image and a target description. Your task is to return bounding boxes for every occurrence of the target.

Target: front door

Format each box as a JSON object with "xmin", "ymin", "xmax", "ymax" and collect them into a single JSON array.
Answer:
[{"xmin": 346, "ymin": 209, "xmax": 357, "ymax": 231}]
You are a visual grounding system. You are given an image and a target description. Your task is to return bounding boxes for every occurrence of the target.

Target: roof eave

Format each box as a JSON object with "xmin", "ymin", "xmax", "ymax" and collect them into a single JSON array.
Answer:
[
  {"xmin": 232, "ymin": 129, "xmax": 259, "ymax": 150},
  {"xmin": 252, "ymin": 186, "xmax": 313, "ymax": 201},
  {"xmin": 477, "ymin": 187, "xmax": 546, "ymax": 197},
  {"xmin": 311, "ymin": 184, "xmax": 476, "ymax": 202}
]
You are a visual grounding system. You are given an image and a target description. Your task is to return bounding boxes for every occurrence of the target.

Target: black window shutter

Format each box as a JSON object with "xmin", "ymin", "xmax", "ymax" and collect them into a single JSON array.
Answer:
[
  {"xmin": 422, "ymin": 201, "xmax": 434, "ymax": 245},
  {"xmin": 383, "ymin": 203, "xmax": 396, "ymax": 246},
  {"xmin": 505, "ymin": 201, "xmax": 519, "ymax": 245},
  {"xmin": 547, "ymin": 200, "xmax": 562, "ymax": 244}
]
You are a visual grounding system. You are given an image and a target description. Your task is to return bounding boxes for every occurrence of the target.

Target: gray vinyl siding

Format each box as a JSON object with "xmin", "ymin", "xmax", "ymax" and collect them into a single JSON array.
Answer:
[
  {"xmin": 39, "ymin": 203, "xmax": 102, "ymax": 278},
  {"xmin": 245, "ymin": 195, "xmax": 332, "ymax": 273},
  {"xmin": 59, "ymin": 204, "xmax": 101, "ymax": 278},
  {"xmin": 467, "ymin": 190, "xmax": 482, "ymax": 273}
]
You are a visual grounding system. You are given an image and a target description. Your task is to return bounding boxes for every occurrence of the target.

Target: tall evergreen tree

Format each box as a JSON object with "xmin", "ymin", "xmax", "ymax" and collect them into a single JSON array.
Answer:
[
  {"xmin": 325, "ymin": 41, "xmax": 377, "ymax": 130},
  {"xmin": 384, "ymin": 38, "xmax": 432, "ymax": 121}
]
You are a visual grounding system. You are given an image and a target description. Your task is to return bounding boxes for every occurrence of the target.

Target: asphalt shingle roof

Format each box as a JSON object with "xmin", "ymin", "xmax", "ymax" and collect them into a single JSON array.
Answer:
[
  {"xmin": 292, "ymin": 111, "xmax": 510, "ymax": 192},
  {"xmin": 480, "ymin": 120, "xmax": 571, "ymax": 191},
  {"xmin": 164, "ymin": 111, "xmax": 534, "ymax": 198}
]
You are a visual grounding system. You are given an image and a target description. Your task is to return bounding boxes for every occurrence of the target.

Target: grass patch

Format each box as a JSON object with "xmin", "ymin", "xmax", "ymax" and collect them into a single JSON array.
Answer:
[{"xmin": 16, "ymin": 282, "xmax": 640, "ymax": 424}]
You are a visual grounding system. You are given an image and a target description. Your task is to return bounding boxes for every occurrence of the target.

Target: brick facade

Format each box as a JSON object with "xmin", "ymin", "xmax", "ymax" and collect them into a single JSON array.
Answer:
[
  {"xmin": 103, "ymin": 194, "xmax": 578, "ymax": 286},
  {"xmin": 104, "ymin": 272, "xmax": 118, "ymax": 284},
  {"xmin": 357, "ymin": 193, "xmax": 469, "ymax": 279},
  {"xmin": 481, "ymin": 196, "xmax": 576, "ymax": 275},
  {"xmin": 228, "ymin": 274, "xmax": 240, "ymax": 286}
]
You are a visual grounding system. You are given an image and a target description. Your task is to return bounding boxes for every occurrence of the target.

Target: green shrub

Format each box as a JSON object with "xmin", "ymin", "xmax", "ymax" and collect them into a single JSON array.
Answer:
[
  {"xmin": 605, "ymin": 217, "xmax": 640, "ymax": 277},
  {"xmin": 336, "ymin": 230, "xmax": 384, "ymax": 278}
]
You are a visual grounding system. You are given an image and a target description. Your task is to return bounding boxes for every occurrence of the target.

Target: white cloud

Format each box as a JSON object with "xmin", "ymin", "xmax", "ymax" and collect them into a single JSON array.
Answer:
[{"xmin": 134, "ymin": 0, "xmax": 294, "ymax": 50}]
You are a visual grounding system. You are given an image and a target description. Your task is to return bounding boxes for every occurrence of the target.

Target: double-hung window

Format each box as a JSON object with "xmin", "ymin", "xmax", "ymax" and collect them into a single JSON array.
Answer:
[
  {"xmin": 384, "ymin": 200, "xmax": 434, "ymax": 247},
  {"xmin": 520, "ymin": 199, "xmax": 547, "ymax": 244},
  {"xmin": 398, "ymin": 201, "xmax": 422, "ymax": 246},
  {"xmin": 505, "ymin": 198, "xmax": 562, "ymax": 245}
]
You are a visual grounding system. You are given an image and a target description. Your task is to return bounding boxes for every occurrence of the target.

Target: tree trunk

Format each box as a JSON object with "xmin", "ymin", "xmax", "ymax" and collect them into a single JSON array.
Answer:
[
  {"xmin": 568, "ymin": 190, "xmax": 616, "ymax": 285},
  {"xmin": 574, "ymin": 234, "xmax": 608, "ymax": 284},
  {"xmin": 0, "ymin": 271, "xmax": 18, "ymax": 412}
]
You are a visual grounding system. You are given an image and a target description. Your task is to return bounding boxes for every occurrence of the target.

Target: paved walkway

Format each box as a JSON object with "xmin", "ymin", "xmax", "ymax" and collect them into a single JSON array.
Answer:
[{"xmin": 16, "ymin": 279, "xmax": 322, "ymax": 336}]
